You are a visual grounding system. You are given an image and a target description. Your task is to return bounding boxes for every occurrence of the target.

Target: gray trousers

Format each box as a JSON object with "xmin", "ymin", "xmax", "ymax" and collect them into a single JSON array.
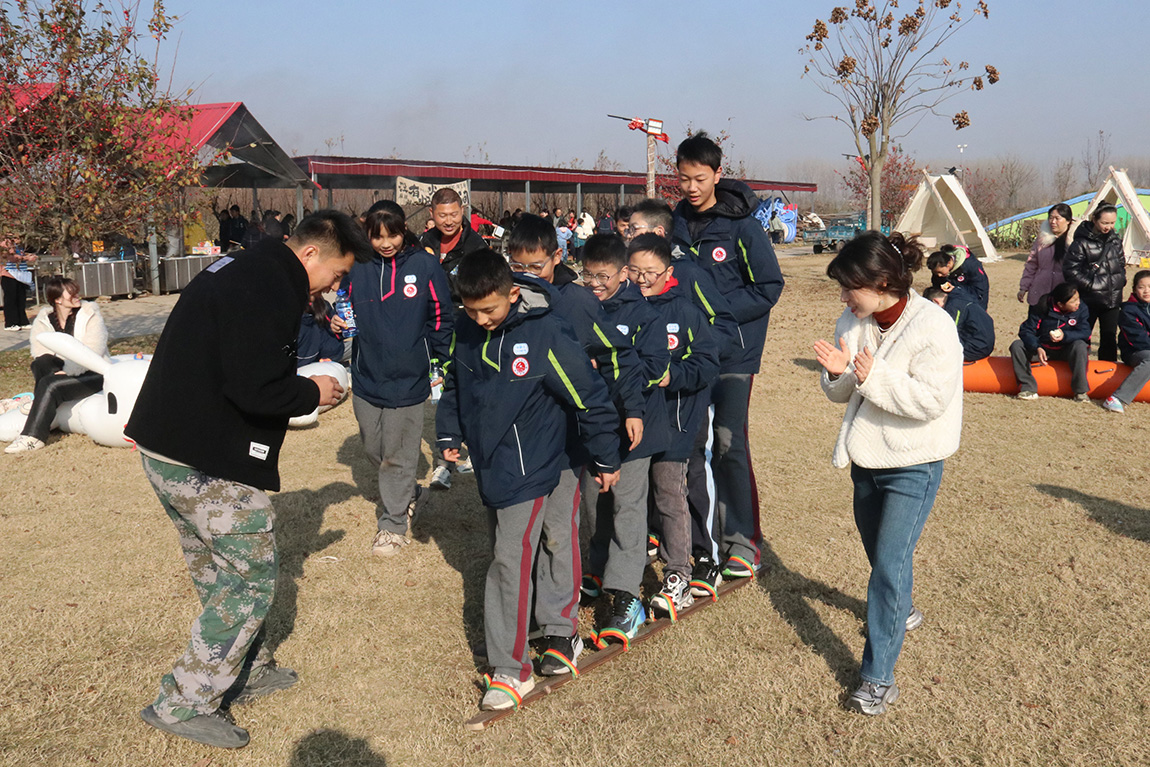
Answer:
[
  {"xmin": 712, "ymin": 373, "xmax": 761, "ymax": 568},
  {"xmin": 1115, "ymin": 350, "xmax": 1150, "ymax": 404},
  {"xmin": 485, "ymin": 469, "xmax": 581, "ymax": 681},
  {"xmin": 353, "ymin": 396, "xmax": 423, "ymax": 535},
  {"xmin": 649, "ymin": 459, "xmax": 692, "ymax": 578},
  {"xmin": 1010, "ymin": 339, "xmax": 1089, "ymax": 395},
  {"xmin": 583, "ymin": 456, "xmax": 651, "ymax": 596}
]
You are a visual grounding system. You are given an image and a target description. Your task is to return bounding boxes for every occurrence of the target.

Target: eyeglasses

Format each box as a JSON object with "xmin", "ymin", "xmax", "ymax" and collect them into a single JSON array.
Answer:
[
  {"xmin": 623, "ymin": 223, "xmax": 653, "ymax": 238},
  {"xmin": 510, "ymin": 260, "xmax": 549, "ymax": 274},
  {"xmin": 580, "ymin": 268, "xmax": 622, "ymax": 286},
  {"xmin": 626, "ymin": 264, "xmax": 670, "ymax": 282}
]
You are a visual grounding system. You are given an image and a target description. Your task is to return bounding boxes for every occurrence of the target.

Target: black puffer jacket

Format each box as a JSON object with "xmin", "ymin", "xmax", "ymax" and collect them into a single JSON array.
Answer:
[{"xmin": 1063, "ymin": 221, "xmax": 1126, "ymax": 307}]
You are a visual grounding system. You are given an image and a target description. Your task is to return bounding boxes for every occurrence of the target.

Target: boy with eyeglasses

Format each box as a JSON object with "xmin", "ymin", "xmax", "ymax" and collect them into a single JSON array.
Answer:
[
  {"xmin": 627, "ymin": 233, "xmax": 720, "ymax": 611},
  {"xmin": 577, "ymin": 234, "xmax": 670, "ymax": 642}
]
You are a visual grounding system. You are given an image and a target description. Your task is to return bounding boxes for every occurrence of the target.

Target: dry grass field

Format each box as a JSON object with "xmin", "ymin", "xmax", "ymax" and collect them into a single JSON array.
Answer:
[{"xmin": 1, "ymin": 252, "xmax": 1147, "ymax": 766}]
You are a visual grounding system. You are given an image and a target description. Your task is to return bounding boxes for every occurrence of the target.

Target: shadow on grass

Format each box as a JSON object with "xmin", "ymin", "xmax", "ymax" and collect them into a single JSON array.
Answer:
[
  {"xmin": 289, "ymin": 728, "xmax": 388, "ymax": 766},
  {"xmin": 792, "ymin": 358, "xmax": 822, "ymax": 373},
  {"xmin": 263, "ymin": 480, "xmax": 357, "ymax": 656},
  {"xmin": 1033, "ymin": 484, "xmax": 1149, "ymax": 543},
  {"xmin": 757, "ymin": 541, "xmax": 868, "ymax": 691}
]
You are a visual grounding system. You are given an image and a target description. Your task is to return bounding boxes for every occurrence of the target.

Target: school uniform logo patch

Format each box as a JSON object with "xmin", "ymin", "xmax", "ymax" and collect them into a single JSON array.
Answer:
[
  {"xmin": 1068, "ymin": 319, "xmax": 1077, "ymax": 326},
  {"xmin": 667, "ymin": 323, "xmax": 680, "ymax": 333},
  {"xmin": 957, "ymin": 275, "xmax": 965, "ymax": 282},
  {"xmin": 403, "ymin": 283, "xmax": 418, "ymax": 298},
  {"xmin": 404, "ymin": 274, "xmax": 418, "ymax": 283},
  {"xmin": 668, "ymin": 333, "xmax": 680, "ymax": 350},
  {"xmin": 513, "ymin": 343, "xmax": 529, "ymax": 355},
  {"xmin": 616, "ymin": 324, "xmax": 630, "ymax": 336},
  {"xmin": 712, "ymin": 247, "xmax": 728, "ymax": 263},
  {"xmin": 512, "ymin": 357, "xmax": 530, "ymax": 377}
]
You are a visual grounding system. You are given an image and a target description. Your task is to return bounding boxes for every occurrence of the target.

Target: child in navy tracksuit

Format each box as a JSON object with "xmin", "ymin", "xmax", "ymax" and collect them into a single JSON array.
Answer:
[
  {"xmin": 1009, "ymin": 282, "xmax": 1091, "ymax": 400},
  {"xmin": 436, "ymin": 250, "xmax": 620, "ymax": 711},
  {"xmin": 923, "ymin": 285, "xmax": 995, "ymax": 362},
  {"xmin": 577, "ymin": 234, "xmax": 671, "ymax": 641},
  {"xmin": 628, "ymin": 234, "xmax": 720, "ymax": 614},
  {"xmin": 670, "ymin": 132, "xmax": 785, "ymax": 585},
  {"xmin": 334, "ymin": 201, "xmax": 453, "ymax": 557},
  {"xmin": 297, "ymin": 295, "xmax": 346, "ymax": 367},
  {"xmin": 928, "ymin": 245, "xmax": 989, "ymax": 309},
  {"xmin": 1104, "ymin": 269, "xmax": 1150, "ymax": 412}
]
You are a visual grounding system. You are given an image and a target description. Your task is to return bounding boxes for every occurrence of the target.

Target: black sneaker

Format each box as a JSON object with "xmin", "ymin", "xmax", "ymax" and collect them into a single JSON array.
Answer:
[
  {"xmin": 537, "ymin": 634, "xmax": 584, "ymax": 676},
  {"xmin": 689, "ymin": 556, "xmax": 723, "ymax": 600},
  {"xmin": 140, "ymin": 705, "xmax": 249, "ymax": 749},
  {"xmin": 600, "ymin": 591, "xmax": 646, "ymax": 641},
  {"xmin": 231, "ymin": 665, "xmax": 299, "ymax": 705}
]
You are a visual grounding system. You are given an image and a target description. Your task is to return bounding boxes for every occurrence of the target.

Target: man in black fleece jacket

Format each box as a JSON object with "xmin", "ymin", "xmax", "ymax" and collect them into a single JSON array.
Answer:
[{"xmin": 127, "ymin": 211, "xmax": 371, "ymax": 749}]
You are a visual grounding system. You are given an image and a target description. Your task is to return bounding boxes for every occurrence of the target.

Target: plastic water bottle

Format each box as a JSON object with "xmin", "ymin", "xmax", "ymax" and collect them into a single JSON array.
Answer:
[
  {"xmin": 429, "ymin": 363, "xmax": 444, "ymax": 403},
  {"xmin": 334, "ymin": 289, "xmax": 358, "ymax": 338}
]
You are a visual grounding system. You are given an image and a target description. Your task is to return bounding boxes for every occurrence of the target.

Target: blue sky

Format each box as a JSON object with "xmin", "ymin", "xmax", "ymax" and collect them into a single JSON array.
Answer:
[{"xmin": 157, "ymin": 0, "xmax": 1144, "ymax": 179}]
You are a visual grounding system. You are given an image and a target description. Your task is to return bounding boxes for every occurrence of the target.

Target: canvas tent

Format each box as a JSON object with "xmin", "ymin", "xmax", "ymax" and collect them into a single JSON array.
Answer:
[
  {"xmin": 1080, "ymin": 167, "xmax": 1150, "ymax": 265},
  {"xmin": 895, "ymin": 170, "xmax": 999, "ymax": 262}
]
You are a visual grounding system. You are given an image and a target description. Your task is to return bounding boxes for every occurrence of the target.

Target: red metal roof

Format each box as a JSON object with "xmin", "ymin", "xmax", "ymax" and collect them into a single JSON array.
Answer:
[
  {"xmin": 298, "ymin": 155, "xmax": 817, "ymax": 194},
  {"xmin": 1, "ymin": 83, "xmax": 58, "ymax": 127}
]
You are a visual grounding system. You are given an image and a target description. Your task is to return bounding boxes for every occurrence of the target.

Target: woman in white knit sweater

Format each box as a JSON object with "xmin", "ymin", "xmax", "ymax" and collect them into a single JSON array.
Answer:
[
  {"xmin": 5, "ymin": 276, "xmax": 109, "ymax": 453},
  {"xmin": 814, "ymin": 231, "xmax": 963, "ymax": 716}
]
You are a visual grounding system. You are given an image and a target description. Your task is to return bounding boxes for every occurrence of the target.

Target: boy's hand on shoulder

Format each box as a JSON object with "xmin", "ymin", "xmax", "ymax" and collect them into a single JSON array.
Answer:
[
  {"xmin": 625, "ymin": 417, "xmax": 643, "ymax": 450},
  {"xmin": 442, "ymin": 448, "xmax": 460, "ymax": 463},
  {"xmin": 309, "ymin": 374, "xmax": 345, "ymax": 406},
  {"xmin": 595, "ymin": 470, "xmax": 620, "ymax": 493}
]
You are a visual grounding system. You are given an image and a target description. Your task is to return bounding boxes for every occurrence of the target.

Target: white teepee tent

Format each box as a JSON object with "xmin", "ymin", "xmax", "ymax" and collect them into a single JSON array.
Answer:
[
  {"xmin": 895, "ymin": 170, "xmax": 1000, "ymax": 262},
  {"xmin": 1080, "ymin": 167, "xmax": 1150, "ymax": 265}
]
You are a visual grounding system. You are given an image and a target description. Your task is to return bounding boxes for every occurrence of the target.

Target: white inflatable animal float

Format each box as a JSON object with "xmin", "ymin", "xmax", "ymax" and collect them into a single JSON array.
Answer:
[{"xmin": 0, "ymin": 332, "xmax": 349, "ymax": 447}]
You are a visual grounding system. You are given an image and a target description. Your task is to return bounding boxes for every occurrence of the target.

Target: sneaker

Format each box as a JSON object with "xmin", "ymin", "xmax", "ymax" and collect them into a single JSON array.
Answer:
[
  {"xmin": 906, "ymin": 606, "xmax": 924, "ymax": 632},
  {"xmin": 406, "ymin": 485, "xmax": 426, "ymax": 519},
  {"xmin": 5, "ymin": 435, "xmax": 45, "ymax": 454},
  {"xmin": 600, "ymin": 591, "xmax": 646, "ymax": 641},
  {"xmin": 455, "ymin": 457, "xmax": 474, "ymax": 474},
  {"xmin": 430, "ymin": 465, "xmax": 453, "ymax": 490},
  {"xmin": 140, "ymin": 705, "xmax": 249, "ymax": 748},
  {"xmin": 1102, "ymin": 395, "xmax": 1125, "ymax": 414},
  {"xmin": 231, "ymin": 665, "xmax": 299, "ymax": 705},
  {"xmin": 537, "ymin": 634, "xmax": 583, "ymax": 676},
  {"xmin": 0, "ymin": 397, "xmax": 23, "ymax": 414},
  {"xmin": 580, "ymin": 573, "xmax": 602, "ymax": 600},
  {"xmin": 1073, "ymin": 392, "xmax": 1091, "ymax": 403},
  {"xmin": 370, "ymin": 529, "xmax": 409, "ymax": 558},
  {"xmin": 647, "ymin": 532, "xmax": 660, "ymax": 558},
  {"xmin": 480, "ymin": 673, "xmax": 535, "ymax": 711},
  {"xmin": 721, "ymin": 555, "xmax": 756, "ymax": 579},
  {"xmin": 1016, "ymin": 390, "xmax": 1038, "ymax": 401},
  {"xmin": 689, "ymin": 556, "xmax": 723, "ymax": 600},
  {"xmin": 845, "ymin": 681, "xmax": 900, "ymax": 716},
  {"xmin": 649, "ymin": 571, "xmax": 695, "ymax": 620}
]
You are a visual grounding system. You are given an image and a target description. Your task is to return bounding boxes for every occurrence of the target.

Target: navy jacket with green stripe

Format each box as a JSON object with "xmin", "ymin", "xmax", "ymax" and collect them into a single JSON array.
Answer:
[
  {"xmin": 671, "ymin": 179, "xmax": 785, "ymax": 374},
  {"xmin": 645, "ymin": 276, "xmax": 721, "ymax": 462},
  {"xmin": 597, "ymin": 280, "xmax": 672, "ymax": 462},
  {"xmin": 436, "ymin": 277, "xmax": 620, "ymax": 509}
]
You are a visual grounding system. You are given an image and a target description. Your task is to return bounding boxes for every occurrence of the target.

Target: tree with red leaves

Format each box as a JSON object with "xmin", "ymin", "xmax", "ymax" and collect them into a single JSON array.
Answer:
[
  {"xmin": 803, "ymin": 1, "xmax": 999, "ymax": 231},
  {"xmin": 840, "ymin": 145, "xmax": 921, "ymax": 227},
  {"xmin": 0, "ymin": 1, "xmax": 205, "ymax": 255}
]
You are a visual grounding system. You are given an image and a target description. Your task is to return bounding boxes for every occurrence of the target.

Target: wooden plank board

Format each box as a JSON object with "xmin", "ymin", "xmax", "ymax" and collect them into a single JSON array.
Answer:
[{"xmin": 464, "ymin": 576, "xmax": 752, "ymax": 731}]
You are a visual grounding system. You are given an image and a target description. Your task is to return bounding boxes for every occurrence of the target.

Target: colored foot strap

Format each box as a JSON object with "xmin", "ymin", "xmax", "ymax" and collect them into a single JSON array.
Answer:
[
  {"xmin": 690, "ymin": 579, "xmax": 719, "ymax": 602},
  {"xmin": 595, "ymin": 628, "xmax": 631, "ymax": 651},
  {"xmin": 541, "ymin": 649, "xmax": 579, "ymax": 677}
]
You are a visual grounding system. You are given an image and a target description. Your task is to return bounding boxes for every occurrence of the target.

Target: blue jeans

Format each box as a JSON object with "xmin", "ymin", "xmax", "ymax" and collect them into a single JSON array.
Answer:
[{"xmin": 851, "ymin": 460, "xmax": 943, "ymax": 686}]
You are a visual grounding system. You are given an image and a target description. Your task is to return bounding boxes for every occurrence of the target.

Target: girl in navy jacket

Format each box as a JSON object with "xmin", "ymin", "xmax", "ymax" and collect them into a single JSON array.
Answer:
[
  {"xmin": 1009, "ymin": 282, "xmax": 1091, "ymax": 400},
  {"xmin": 1104, "ymin": 270, "xmax": 1150, "ymax": 412}
]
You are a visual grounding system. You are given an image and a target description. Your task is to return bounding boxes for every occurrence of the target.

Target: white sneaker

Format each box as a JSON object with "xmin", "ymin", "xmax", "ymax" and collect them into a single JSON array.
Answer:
[
  {"xmin": 455, "ymin": 457, "xmax": 474, "ymax": 474},
  {"xmin": 480, "ymin": 674, "xmax": 535, "ymax": 711},
  {"xmin": 5, "ymin": 435, "xmax": 45, "ymax": 454},
  {"xmin": 430, "ymin": 465, "xmax": 452, "ymax": 490},
  {"xmin": 370, "ymin": 529, "xmax": 410, "ymax": 558}
]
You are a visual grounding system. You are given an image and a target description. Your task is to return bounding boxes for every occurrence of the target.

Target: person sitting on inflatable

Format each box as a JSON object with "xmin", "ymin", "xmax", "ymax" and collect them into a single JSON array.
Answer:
[
  {"xmin": 1009, "ymin": 282, "xmax": 1091, "ymax": 402},
  {"xmin": 928, "ymin": 244, "xmax": 989, "ymax": 310},
  {"xmin": 1103, "ymin": 270, "xmax": 1150, "ymax": 413},
  {"xmin": 5, "ymin": 276, "xmax": 109, "ymax": 453},
  {"xmin": 923, "ymin": 286, "xmax": 995, "ymax": 363}
]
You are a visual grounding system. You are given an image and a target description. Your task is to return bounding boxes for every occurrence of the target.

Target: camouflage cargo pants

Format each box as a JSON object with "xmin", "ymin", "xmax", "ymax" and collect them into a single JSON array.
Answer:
[{"xmin": 141, "ymin": 455, "xmax": 278, "ymax": 722}]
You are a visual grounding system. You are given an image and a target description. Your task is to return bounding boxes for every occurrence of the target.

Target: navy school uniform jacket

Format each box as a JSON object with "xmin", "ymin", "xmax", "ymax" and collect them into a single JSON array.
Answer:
[
  {"xmin": 297, "ymin": 307, "xmax": 345, "ymax": 367},
  {"xmin": 667, "ymin": 255, "xmax": 741, "ymax": 368},
  {"xmin": 671, "ymin": 178, "xmax": 785, "ymax": 374},
  {"xmin": 942, "ymin": 290, "xmax": 995, "ymax": 362},
  {"xmin": 1117, "ymin": 295, "xmax": 1150, "ymax": 358},
  {"xmin": 550, "ymin": 263, "xmax": 645, "ymax": 418},
  {"xmin": 1018, "ymin": 301, "xmax": 1091, "ymax": 353},
  {"xmin": 436, "ymin": 276, "xmax": 621, "ymax": 510},
  {"xmin": 125, "ymin": 240, "xmax": 319, "ymax": 491},
  {"xmin": 343, "ymin": 244, "xmax": 453, "ymax": 409},
  {"xmin": 597, "ymin": 280, "xmax": 672, "ymax": 462},
  {"xmin": 644, "ymin": 276, "xmax": 721, "ymax": 462},
  {"xmin": 946, "ymin": 253, "xmax": 989, "ymax": 309}
]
